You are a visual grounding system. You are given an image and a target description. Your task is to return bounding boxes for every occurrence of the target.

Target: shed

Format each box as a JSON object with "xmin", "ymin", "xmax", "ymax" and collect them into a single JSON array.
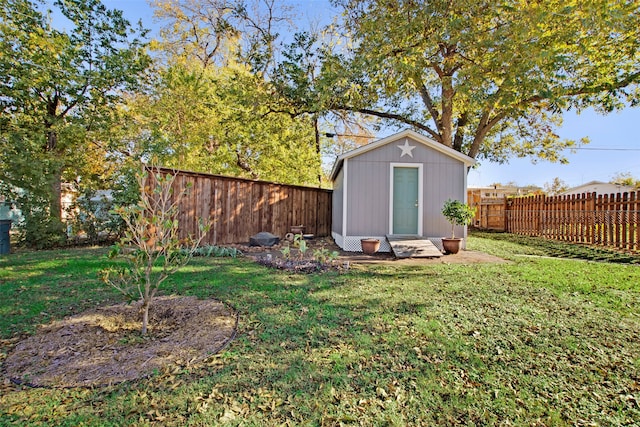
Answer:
[{"xmin": 330, "ymin": 129, "xmax": 475, "ymax": 252}]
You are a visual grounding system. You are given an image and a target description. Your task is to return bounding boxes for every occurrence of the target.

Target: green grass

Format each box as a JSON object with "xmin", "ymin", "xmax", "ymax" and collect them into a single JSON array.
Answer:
[{"xmin": 1, "ymin": 233, "xmax": 640, "ymax": 426}]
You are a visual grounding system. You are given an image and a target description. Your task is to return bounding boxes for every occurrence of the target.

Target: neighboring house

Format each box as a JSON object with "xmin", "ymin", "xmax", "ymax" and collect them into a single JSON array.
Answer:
[
  {"xmin": 468, "ymin": 185, "xmax": 542, "ymax": 201},
  {"xmin": 330, "ymin": 129, "xmax": 475, "ymax": 252},
  {"xmin": 559, "ymin": 181, "xmax": 636, "ymax": 196},
  {"xmin": 0, "ymin": 198, "xmax": 22, "ymax": 223},
  {"xmin": 0, "ymin": 185, "xmax": 113, "ymax": 231}
]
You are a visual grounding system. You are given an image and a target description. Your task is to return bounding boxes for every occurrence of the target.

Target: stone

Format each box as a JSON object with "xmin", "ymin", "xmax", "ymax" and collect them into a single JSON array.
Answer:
[{"xmin": 249, "ymin": 232, "xmax": 280, "ymax": 247}]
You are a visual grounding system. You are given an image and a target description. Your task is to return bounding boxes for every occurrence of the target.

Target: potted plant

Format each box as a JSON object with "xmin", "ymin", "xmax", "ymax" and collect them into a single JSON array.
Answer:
[{"xmin": 441, "ymin": 199, "xmax": 475, "ymax": 254}]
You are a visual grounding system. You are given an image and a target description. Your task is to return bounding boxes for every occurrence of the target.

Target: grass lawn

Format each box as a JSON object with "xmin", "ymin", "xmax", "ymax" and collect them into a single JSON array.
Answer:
[{"xmin": 1, "ymin": 232, "xmax": 639, "ymax": 426}]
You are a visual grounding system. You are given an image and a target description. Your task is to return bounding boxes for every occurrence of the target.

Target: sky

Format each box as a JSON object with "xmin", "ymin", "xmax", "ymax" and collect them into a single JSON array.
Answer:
[{"xmin": 53, "ymin": 0, "xmax": 640, "ymax": 190}]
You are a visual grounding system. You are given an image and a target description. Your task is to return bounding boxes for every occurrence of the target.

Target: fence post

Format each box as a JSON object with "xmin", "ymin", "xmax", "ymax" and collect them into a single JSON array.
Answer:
[
  {"xmin": 587, "ymin": 192, "xmax": 595, "ymax": 245},
  {"xmin": 633, "ymin": 191, "xmax": 639, "ymax": 252},
  {"xmin": 612, "ymin": 192, "xmax": 617, "ymax": 247},
  {"xmin": 621, "ymin": 192, "xmax": 628, "ymax": 250},
  {"xmin": 504, "ymin": 197, "xmax": 510, "ymax": 232},
  {"xmin": 631, "ymin": 191, "xmax": 636, "ymax": 252}
]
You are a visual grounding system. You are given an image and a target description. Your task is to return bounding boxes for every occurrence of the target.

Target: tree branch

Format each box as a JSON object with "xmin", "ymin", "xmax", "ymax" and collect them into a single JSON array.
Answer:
[
  {"xmin": 337, "ymin": 105, "xmax": 441, "ymax": 141},
  {"xmin": 467, "ymin": 69, "xmax": 640, "ymax": 158},
  {"xmin": 412, "ymin": 74, "xmax": 442, "ymax": 134}
]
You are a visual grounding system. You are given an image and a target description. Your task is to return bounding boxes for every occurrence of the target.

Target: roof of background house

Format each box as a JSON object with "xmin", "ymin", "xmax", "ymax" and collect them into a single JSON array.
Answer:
[{"xmin": 559, "ymin": 180, "xmax": 636, "ymax": 195}]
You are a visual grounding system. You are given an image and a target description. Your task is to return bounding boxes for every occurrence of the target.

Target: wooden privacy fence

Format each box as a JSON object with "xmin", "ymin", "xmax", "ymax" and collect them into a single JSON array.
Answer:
[
  {"xmin": 470, "ymin": 198, "xmax": 507, "ymax": 230},
  {"xmin": 151, "ymin": 168, "xmax": 332, "ymax": 245},
  {"xmin": 505, "ymin": 192, "xmax": 640, "ymax": 252}
]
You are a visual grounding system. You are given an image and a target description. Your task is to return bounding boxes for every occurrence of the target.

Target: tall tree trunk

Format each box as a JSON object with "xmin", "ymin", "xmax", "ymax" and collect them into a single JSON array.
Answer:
[
  {"xmin": 50, "ymin": 169, "xmax": 63, "ymax": 223},
  {"xmin": 440, "ymin": 75, "xmax": 454, "ymax": 147},
  {"xmin": 314, "ymin": 115, "xmax": 322, "ymax": 187},
  {"xmin": 44, "ymin": 95, "xmax": 65, "ymax": 232},
  {"xmin": 47, "ymin": 129, "xmax": 62, "ymax": 220}
]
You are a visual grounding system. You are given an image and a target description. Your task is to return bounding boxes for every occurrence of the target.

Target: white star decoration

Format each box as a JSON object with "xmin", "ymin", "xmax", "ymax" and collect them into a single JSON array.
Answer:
[{"xmin": 397, "ymin": 140, "xmax": 416, "ymax": 158}]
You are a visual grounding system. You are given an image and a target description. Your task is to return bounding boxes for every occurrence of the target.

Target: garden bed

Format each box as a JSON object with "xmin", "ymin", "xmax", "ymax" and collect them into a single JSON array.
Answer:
[{"xmin": 3, "ymin": 296, "xmax": 237, "ymax": 388}]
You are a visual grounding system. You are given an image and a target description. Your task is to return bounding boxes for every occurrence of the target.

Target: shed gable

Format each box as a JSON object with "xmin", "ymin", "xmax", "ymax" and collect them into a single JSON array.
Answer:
[{"xmin": 330, "ymin": 129, "xmax": 474, "ymax": 180}]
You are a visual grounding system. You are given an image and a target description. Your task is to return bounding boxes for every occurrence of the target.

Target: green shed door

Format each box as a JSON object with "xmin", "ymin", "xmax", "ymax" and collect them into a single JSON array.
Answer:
[{"xmin": 392, "ymin": 167, "xmax": 419, "ymax": 235}]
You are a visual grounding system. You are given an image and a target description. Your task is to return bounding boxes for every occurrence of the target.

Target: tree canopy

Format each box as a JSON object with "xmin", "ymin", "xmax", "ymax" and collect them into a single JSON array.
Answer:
[
  {"xmin": 118, "ymin": 0, "xmax": 323, "ymax": 186},
  {"xmin": 318, "ymin": 0, "xmax": 639, "ymax": 163},
  {"xmin": 611, "ymin": 172, "xmax": 640, "ymax": 189},
  {"xmin": 0, "ymin": 0, "xmax": 150, "ymax": 245},
  {"xmin": 124, "ymin": 62, "xmax": 320, "ymax": 186}
]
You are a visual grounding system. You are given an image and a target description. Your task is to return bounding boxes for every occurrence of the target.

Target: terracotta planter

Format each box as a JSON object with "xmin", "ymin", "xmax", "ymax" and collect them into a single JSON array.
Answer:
[
  {"xmin": 442, "ymin": 238, "xmax": 462, "ymax": 255},
  {"xmin": 291, "ymin": 225, "xmax": 305, "ymax": 234},
  {"xmin": 361, "ymin": 238, "xmax": 380, "ymax": 254}
]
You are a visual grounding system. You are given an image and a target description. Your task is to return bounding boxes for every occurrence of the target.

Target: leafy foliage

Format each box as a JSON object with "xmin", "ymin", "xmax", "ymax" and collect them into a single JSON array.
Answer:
[
  {"xmin": 610, "ymin": 172, "xmax": 640, "ymax": 189},
  {"xmin": 151, "ymin": 0, "xmax": 292, "ymax": 73},
  {"xmin": 319, "ymin": 0, "xmax": 640, "ymax": 163},
  {"xmin": 312, "ymin": 246, "xmax": 340, "ymax": 266},
  {"xmin": 293, "ymin": 234, "xmax": 309, "ymax": 260},
  {"xmin": 124, "ymin": 61, "xmax": 321, "ymax": 186},
  {"xmin": 67, "ymin": 187, "xmax": 119, "ymax": 245},
  {"xmin": 441, "ymin": 199, "xmax": 475, "ymax": 238},
  {"xmin": 0, "ymin": 0, "xmax": 150, "ymax": 247},
  {"xmin": 100, "ymin": 166, "xmax": 210, "ymax": 335},
  {"xmin": 543, "ymin": 177, "xmax": 569, "ymax": 196},
  {"xmin": 189, "ymin": 245, "xmax": 242, "ymax": 258}
]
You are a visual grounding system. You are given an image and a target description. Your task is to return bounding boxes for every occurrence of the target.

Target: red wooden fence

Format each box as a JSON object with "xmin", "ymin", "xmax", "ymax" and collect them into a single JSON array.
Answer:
[
  {"xmin": 505, "ymin": 192, "xmax": 639, "ymax": 252},
  {"xmin": 151, "ymin": 168, "xmax": 332, "ymax": 245}
]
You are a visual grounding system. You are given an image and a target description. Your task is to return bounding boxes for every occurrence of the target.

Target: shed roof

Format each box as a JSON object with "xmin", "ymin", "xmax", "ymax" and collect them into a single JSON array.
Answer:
[{"xmin": 330, "ymin": 129, "xmax": 476, "ymax": 181}]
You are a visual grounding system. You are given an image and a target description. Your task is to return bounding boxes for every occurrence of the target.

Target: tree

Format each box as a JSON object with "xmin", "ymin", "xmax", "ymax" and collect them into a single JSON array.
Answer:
[
  {"xmin": 149, "ymin": 1, "xmax": 376, "ymax": 185},
  {"xmin": 152, "ymin": 0, "xmax": 293, "ymax": 73},
  {"xmin": 101, "ymin": 166, "xmax": 209, "ymax": 335},
  {"xmin": 0, "ymin": 0, "xmax": 150, "ymax": 245},
  {"xmin": 610, "ymin": 172, "xmax": 640, "ymax": 189},
  {"xmin": 544, "ymin": 177, "xmax": 569, "ymax": 196},
  {"xmin": 124, "ymin": 62, "xmax": 321, "ymax": 186},
  {"xmin": 271, "ymin": 31, "xmax": 377, "ymax": 173},
  {"xmin": 320, "ymin": 0, "xmax": 639, "ymax": 163},
  {"xmin": 130, "ymin": 0, "xmax": 325, "ymax": 186}
]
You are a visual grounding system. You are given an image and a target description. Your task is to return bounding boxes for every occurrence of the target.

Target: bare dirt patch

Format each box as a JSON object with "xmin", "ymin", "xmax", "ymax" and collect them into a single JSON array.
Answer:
[{"xmin": 3, "ymin": 296, "xmax": 237, "ymax": 388}]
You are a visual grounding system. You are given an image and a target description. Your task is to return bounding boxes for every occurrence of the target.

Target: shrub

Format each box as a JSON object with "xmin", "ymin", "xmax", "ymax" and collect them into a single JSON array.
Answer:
[{"xmin": 100, "ymin": 166, "xmax": 210, "ymax": 335}]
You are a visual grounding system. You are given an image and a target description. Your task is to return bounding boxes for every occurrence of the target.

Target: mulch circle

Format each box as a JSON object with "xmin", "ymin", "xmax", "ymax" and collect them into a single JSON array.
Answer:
[{"xmin": 2, "ymin": 295, "xmax": 238, "ymax": 388}]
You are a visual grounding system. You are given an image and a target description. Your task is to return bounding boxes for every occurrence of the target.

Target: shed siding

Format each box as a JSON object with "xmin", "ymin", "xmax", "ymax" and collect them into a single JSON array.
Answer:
[
  {"xmin": 423, "ymin": 162, "xmax": 467, "ymax": 237},
  {"xmin": 346, "ymin": 136, "xmax": 467, "ymax": 238},
  {"xmin": 346, "ymin": 158, "xmax": 390, "ymax": 235},
  {"xmin": 332, "ymin": 167, "xmax": 344, "ymax": 235}
]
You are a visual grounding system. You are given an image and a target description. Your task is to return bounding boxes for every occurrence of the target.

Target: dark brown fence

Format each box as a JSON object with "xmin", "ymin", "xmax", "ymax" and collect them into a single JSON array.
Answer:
[
  {"xmin": 505, "ymin": 192, "xmax": 639, "ymax": 252},
  {"xmin": 152, "ymin": 168, "xmax": 332, "ymax": 245}
]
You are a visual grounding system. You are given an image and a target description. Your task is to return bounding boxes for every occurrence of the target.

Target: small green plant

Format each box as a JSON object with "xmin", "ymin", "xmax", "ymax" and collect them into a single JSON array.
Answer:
[
  {"xmin": 100, "ymin": 165, "xmax": 210, "ymax": 335},
  {"xmin": 441, "ymin": 199, "xmax": 475, "ymax": 238},
  {"xmin": 189, "ymin": 245, "xmax": 242, "ymax": 258},
  {"xmin": 293, "ymin": 234, "xmax": 308, "ymax": 260},
  {"xmin": 280, "ymin": 244, "xmax": 292, "ymax": 260},
  {"xmin": 313, "ymin": 247, "xmax": 340, "ymax": 266}
]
